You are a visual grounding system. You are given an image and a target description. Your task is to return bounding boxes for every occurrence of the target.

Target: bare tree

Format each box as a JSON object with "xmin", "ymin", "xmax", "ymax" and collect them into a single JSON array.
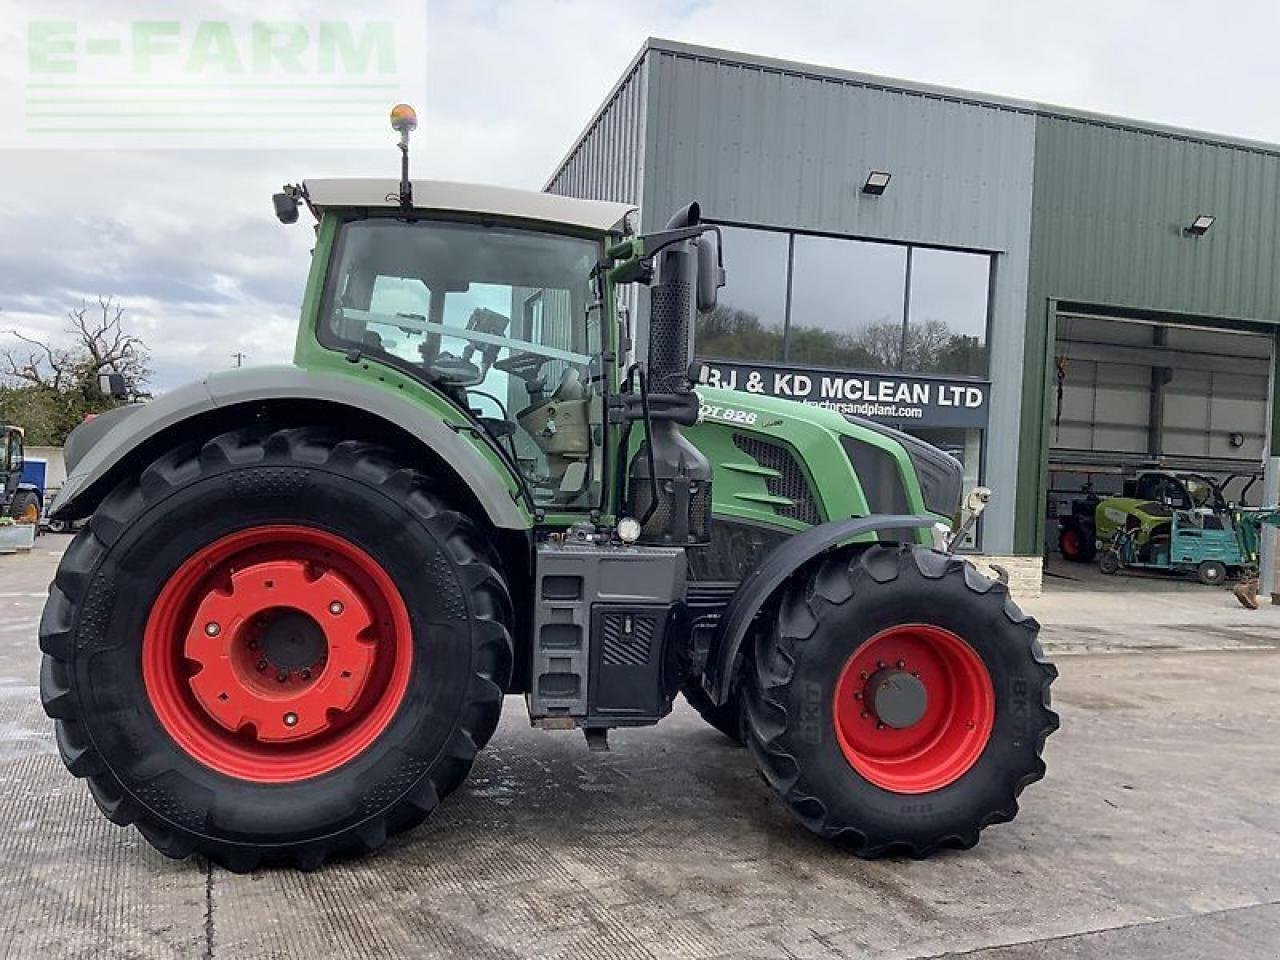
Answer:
[{"xmin": 1, "ymin": 296, "xmax": 150, "ymax": 393}]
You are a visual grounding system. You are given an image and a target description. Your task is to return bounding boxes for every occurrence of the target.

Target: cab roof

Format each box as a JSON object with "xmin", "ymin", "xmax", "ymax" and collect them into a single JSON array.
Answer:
[{"xmin": 302, "ymin": 179, "xmax": 636, "ymax": 234}]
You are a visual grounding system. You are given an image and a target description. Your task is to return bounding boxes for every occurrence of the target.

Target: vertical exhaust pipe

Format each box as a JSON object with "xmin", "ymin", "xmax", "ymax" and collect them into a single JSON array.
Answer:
[{"xmin": 627, "ymin": 202, "xmax": 715, "ymax": 545}]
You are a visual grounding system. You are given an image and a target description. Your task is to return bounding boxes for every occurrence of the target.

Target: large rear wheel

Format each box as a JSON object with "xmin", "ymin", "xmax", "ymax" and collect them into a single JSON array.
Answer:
[
  {"xmin": 40, "ymin": 426, "xmax": 513, "ymax": 871},
  {"xmin": 745, "ymin": 543, "xmax": 1057, "ymax": 856}
]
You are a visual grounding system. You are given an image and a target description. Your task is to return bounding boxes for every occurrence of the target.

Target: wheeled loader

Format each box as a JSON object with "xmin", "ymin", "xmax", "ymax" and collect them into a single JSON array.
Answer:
[{"xmin": 40, "ymin": 106, "xmax": 1057, "ymax": 871}]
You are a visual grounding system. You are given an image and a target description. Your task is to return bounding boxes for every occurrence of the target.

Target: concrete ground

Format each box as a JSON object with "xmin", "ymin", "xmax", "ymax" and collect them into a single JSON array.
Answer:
[{"xmin": 1, "ymin": 535, "xmax": 1277, "ymax": 960}]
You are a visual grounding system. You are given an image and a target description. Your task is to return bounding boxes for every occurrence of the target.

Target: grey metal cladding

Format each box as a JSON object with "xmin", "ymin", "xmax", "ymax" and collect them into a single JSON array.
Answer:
[
  {"xmin": 50, "ymin": 366, "xmax": 527, "ymax": 530},
  {"xmin": 545, "ymin": 49, "xmax": 649, "ymax": 208},
  {"xmin": 640, "ymin": 44, "xmax": 1038, "ymax": 249}
]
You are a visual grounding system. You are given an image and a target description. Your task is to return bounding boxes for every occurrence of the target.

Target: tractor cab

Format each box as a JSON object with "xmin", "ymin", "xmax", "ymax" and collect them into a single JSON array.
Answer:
[{"xmin": 1, "ymin": 425, "xmax": 41, "ymax": 524}]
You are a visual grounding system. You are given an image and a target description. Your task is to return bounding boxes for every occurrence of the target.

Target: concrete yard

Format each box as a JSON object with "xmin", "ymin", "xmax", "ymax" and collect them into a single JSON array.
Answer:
[{"xmin": 0, "ymin": 535, "xmax": 1276, "ymax": 959}]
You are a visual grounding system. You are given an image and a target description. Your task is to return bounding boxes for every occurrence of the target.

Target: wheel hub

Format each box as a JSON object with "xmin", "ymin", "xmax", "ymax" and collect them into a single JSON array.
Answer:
[
  {"xmin": 864, "ymin": 668, "xmax": 928, "ymax": 729},
  {"xmin": 184, "ymin": 558, "xmax": 377, "ymax": 743},
  {"xmin": 832, "ymin": 624, "xmax": 995, "ymax": 794},
  {"xmin": 259, "ymin": 609, "xmax": 327, "ymax": 671}
]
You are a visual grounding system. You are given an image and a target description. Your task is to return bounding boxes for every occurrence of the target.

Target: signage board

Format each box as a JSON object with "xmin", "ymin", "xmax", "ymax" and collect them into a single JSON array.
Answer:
[{"xmin": 701, "ymin": 359, "xmax": 990, "ymax": 429}]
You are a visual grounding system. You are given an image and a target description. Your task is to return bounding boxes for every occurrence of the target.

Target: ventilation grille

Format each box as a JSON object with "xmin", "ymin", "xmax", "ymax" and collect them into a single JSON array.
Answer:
[
  {"xmin": 601, "ymin": 613, "xmax": 656, "ymax": 667},
  {"xmin": 732, "ymin": 434, "xmax": 821, "ymax": 525}
]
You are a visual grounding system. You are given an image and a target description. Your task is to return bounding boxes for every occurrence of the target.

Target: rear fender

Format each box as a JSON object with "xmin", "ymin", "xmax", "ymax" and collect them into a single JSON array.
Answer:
[
  {"xmin": 50, "ymin": 366, "xmax": 528, "ymax": 531},
  {"xmin": 703, "ymin": 513, "xmax": 940, "ymax": 705}
]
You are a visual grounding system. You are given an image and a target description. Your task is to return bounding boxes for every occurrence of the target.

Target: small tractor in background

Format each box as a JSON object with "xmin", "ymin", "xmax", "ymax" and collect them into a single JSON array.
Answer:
[
  {"xmin": 39, "ymin": 106, "xmax": 1057, "ymax": 871},
  {"xmin": 1, "ymin": 425, "xmax": 42, "ymax": 524}
]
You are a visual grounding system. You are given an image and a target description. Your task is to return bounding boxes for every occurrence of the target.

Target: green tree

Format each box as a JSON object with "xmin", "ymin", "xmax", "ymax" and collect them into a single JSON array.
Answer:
[{"xmin": 0, "ymin": 297, "xmax": 151, "ymax": 446}]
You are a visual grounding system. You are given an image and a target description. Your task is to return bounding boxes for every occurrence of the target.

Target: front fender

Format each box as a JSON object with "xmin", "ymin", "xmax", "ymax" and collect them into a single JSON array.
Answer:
[
  {"xmin": 704, "ymin": 513, "xmax": 940, "ymax": 705},
  {"xmin": 50, "ymin": 365, "xmax": 528, "ymax": 530}
]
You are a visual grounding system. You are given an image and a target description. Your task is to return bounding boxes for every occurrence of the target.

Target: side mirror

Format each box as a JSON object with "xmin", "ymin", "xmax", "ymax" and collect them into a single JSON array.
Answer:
[
  {"xmin": 695, "ymin": 233, "xmax": 725, "ymax": 313},
  {"xmin": 273, "ymin": 192, "xmax": 300, "ymax": 224},
  {"xmin": 98, "ymin": 372, "xmax": 128, "ymax": 401}
]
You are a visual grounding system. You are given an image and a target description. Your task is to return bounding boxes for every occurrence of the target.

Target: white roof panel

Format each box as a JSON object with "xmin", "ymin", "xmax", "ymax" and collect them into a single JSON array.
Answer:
[{"xmin": 302, "ymin": 178, "xmax": 635, "ymax": 233}]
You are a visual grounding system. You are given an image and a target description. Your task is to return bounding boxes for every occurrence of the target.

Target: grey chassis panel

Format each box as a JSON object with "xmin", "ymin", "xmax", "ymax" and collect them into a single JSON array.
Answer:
[
  {"xmin": 704, "ymin": 513, "xmax": 938, "ymax": 705},
  {"xmin": 49, "ymin": 365, "xmax": 528, "ymax": 530}
]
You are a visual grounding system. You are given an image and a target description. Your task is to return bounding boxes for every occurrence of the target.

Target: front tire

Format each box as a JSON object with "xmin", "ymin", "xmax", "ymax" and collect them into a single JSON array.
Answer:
[
  {"xmin": 9, "ymin": 488, "xmax": 40, "ymax": 524},
  {"xmin": 39, "ymin": 426, "xmax": 513, "ymax": 871},
  {"xmin": 744, "ymin": 543, "xmax": 1057, "ymax": 857},
  {"xmin": 1196, "ymin": 560, "xmax": 1227, "ymax": 586}
]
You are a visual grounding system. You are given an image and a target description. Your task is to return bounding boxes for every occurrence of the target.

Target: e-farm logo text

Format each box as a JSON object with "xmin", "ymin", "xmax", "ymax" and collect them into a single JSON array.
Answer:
[{"xmin": 13, "ymin": 6, "xmax": 425, "ymax": 149}]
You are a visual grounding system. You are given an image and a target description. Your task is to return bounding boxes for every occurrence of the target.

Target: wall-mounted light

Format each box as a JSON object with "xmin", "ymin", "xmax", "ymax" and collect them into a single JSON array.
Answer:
[
  {"xmin": 1184, "ymin": 214, "xmax": 1215, "ymax": 237},
  {"xmin": 1229, "ymin": 431, "xmax": 1245, "ymax": 449},
  {"xmin": 862, "ymin": 170, "xmax": 892, "ymax": 196}
]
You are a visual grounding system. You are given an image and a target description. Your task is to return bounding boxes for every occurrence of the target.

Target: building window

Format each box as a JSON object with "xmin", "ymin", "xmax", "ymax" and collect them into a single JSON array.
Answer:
[
  {"xmin": 698, "ymin": 225, "xmax": 993, "ymax": 377},
  {"xmin": 906, "ymin": 247, "xmax": 990, "ymax": 376},
  {"xmin": 788, "ymin": 235, "xmax": 908, "ymax": 370},
  {"xmin": 694, "ymin": 225, "xmax": 789, "ymax": 361}
]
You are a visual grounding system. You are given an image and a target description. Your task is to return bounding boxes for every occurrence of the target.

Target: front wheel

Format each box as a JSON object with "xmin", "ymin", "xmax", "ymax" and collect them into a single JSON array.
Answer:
[
  {"xmin": 1098, "ymin": 550, "xmax": 1121, "ymax": 575},
  {"xmin": 40, "ymin": 426, "xmax": 513, "ymax": 871},
  {"xmin": 744, "ymin": 544, "xmax": 1058, "ymax": 856},
  {"xmin": 1196, "ymin": 560, "xmax": 1228, "ymax": 586},
  {"xmin": 8, "ymin": 489, "xmax": 40, "ymax": 524}
]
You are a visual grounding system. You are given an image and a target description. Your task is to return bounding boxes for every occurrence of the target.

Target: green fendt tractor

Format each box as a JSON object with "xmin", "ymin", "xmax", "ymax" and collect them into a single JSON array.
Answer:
[{"xmin": 40, "ymin": 106, "xmax": 1057, "ymax": 871}]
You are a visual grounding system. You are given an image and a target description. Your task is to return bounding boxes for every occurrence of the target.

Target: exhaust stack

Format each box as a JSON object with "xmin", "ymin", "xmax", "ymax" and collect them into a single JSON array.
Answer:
[{"xmin": 627, "ymin": 202, "xmax": 718, "ymax": 545}]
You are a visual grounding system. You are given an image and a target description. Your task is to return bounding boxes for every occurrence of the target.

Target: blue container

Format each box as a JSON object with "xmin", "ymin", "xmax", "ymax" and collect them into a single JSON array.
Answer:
[{"xmin": 21, "ymin": 458, "xmax": 46, "ymax": 494}]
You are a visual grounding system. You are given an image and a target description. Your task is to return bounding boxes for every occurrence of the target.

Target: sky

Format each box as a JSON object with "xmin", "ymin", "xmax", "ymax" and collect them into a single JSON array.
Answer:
[{"xmin": 3, "ymin": 0, "xmax": 1279, "ymax": 391}]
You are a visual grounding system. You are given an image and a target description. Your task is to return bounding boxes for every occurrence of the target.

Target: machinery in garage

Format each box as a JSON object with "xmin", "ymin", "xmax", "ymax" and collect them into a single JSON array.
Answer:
[
  {"xmin": 38, "ymin": 106, "xmax": 1057, "ymax": 872},
  {"xmin": 1050, "ymin": 311, "xmax": 1272, "ymax": 571}
]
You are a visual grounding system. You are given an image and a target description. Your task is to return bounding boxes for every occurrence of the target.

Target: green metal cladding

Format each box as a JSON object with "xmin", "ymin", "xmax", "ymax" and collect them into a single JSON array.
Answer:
[{"xmin": 1015, "ymin": 114, "xmax": 1280, "ymax": 554}]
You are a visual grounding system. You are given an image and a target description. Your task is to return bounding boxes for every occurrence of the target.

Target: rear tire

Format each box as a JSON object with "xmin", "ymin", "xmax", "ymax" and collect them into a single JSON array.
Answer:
[
  {"xmin": 39, "ymin": 426, "xmax": 513, "ymax": 871},
  {"xmin": 744, "ymin": 543, "xmax": 1057, "ymax": 857},
  {"xmin": 1057, "ymin": 522, "xmax": 1095, "ymax": 563},
  {"xmin": 681, "ymin": 680, "xmax": 744, "ymax": 744}
]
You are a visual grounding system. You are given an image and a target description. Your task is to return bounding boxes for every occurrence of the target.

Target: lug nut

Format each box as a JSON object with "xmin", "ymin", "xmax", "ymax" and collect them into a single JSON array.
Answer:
[
  {"xmin": 329, "ymin": 601, "xmax": 344, "ymax": 616},
  {"xmin": 256, "ymin": 660, "xmax": 268, "ymax": 672},
  {"xmin": 248, "ymin": 639, "xmax": 259, "ymax": 650},
  {"xmin": 876, "ymin": 722, "xmax": 886, "ymax": 730},
  {"xmin": 204, "ymin": 622, "xmax": 220, "ymax": 637},
  {"xmin": 283, "ymin": 712, "xmax": 298, "ymax": 727},
  {"xmin": 276, "ymin": 671, "xmax": 288, "ymax": 683},
  {"xmin": 860, "ymin": 710, "xmax": 869, "ymax": 719},
  {"xmin": 300, "ymin": 668, "xmax": 312, "ymax": 680},
  {"xmin": 853, "ymin": 691, "xmax": 862, "ymax": 701},
  {"xmin": 896, "ymin": 659, "xmax": 906, "ymax": 668}
]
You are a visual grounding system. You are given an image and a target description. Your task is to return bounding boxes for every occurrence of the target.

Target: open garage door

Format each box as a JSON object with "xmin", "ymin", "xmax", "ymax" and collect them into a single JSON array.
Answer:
[{"xmin": 1048, "ymin": 312, "xmax": 1273, "ymax": 551}]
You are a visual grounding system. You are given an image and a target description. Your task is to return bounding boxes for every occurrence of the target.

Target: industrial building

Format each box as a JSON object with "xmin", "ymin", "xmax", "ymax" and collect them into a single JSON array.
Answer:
[{"xmin": 547, "ymin": 38, "xmax": 1280, "ymax": 587}]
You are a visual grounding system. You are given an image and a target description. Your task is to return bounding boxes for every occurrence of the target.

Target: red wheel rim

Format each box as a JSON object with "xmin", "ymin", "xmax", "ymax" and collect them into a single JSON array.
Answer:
[
  {"xmin": 142, "ymin": 525, "xmax": 413, "ymax": 782},
  {"xmin": 832, "ymin": 624, "xmax": 994, "ymax": 794},
  {"xmin": 1061, "ymin": 528, "xmax": 1080, "ymax": 557}
]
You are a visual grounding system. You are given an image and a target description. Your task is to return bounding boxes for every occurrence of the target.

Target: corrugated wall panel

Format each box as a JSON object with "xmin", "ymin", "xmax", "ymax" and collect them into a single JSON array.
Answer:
[
  {"xmin": 545, "ymin": 55, "xmax": 648, "ymax": 208},
  {"xmin": 642, "ymin": 50, "xmax": 1037, "ymax": 252},
  {"xmin": 1027, "ymin": 118, "xmax": 1280, "ymax": 321},
  {"xmin": 1016, "ymin": 117, "xmax": 1280, "ymax": 552}
]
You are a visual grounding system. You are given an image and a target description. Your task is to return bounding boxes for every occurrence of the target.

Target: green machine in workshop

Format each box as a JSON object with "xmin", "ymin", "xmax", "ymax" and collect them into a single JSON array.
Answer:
[{"xmin": 39, "ymin": 105, "xmax": 1056, "ymax": 871}]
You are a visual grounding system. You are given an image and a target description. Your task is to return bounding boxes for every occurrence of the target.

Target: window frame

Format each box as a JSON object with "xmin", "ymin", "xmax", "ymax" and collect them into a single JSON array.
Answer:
[
  {"xmin": 701, "ymin": 220, "xmax": 995, "ymax": 379},
  {"xmin": 314, "ymin": 211, "xmax": 614, "ymax": 515}
]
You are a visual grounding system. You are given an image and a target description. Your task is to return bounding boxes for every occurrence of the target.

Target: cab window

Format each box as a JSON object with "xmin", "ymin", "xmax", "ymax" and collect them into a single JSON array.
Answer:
[{"xmin": 322, "ymin": 218, "xmax": 605, "ymax": 509}]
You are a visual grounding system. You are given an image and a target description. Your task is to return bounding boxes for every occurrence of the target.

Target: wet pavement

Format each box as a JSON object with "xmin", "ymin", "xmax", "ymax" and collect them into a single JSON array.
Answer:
[{"xmin": 1, "ymin": 535, "xmax": 1276, "ymax": 959}]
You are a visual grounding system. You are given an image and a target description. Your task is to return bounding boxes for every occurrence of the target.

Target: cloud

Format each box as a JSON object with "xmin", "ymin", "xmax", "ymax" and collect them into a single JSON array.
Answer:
[{"xmin": 4, "ymin": 1, "xmax": 1279, "ymax": 392}]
